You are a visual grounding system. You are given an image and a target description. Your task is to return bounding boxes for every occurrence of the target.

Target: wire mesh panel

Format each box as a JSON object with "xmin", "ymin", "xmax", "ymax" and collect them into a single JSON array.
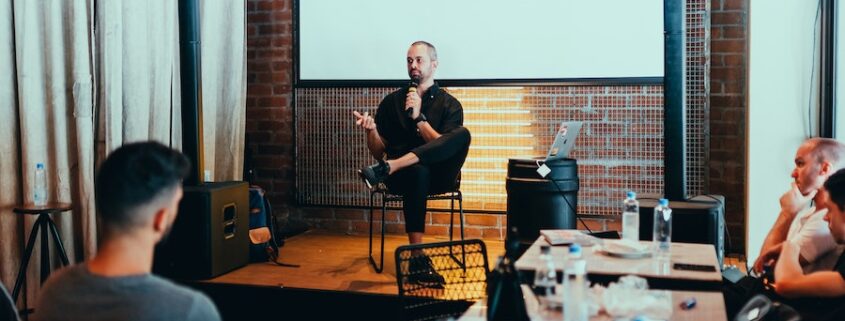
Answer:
[
  {"xmin": 686, "ymin": 0, "xmax": 710, "ymax": 197},
  {"xmin": 294, "ymin": 0, "xmax": 710, "ymax": 216},
  {"xmin": 395, "ymin": 239, "xmax": 489, "ymax": 321}
]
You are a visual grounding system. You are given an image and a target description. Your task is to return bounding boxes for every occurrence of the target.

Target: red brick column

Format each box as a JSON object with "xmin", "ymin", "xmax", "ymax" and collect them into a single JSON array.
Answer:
[
  {"xmin": 709, "ymin": 0, "xmax": 748, "ymax": 254},
  {"xmin": 246, "ymin": 0, "xmax": 294, "ymax": 215}
]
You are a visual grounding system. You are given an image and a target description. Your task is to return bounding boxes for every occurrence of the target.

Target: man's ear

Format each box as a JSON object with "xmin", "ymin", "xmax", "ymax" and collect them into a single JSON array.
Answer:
[
  {"xmin": 152, "ymin": 208, "xmax": 169, "ymax": 234},
  {"xmin": 431, "ymin": 59, "xmax": 438, "ymax": 71},
  {"xmin": 821, "ymin": 161, "xmax": 833, "ymax": 176}
]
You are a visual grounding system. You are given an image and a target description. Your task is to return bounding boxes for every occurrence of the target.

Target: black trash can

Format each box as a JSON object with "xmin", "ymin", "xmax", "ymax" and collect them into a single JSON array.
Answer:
[{"xmin": 506, "ymin": 157, "xmax": 579, "ymax": 253}]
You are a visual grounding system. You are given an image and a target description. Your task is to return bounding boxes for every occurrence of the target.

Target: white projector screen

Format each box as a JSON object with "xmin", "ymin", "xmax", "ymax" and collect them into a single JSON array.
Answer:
[{"xmin": 295, "ymin": 0, "xmax": 665, "ymax": 86}]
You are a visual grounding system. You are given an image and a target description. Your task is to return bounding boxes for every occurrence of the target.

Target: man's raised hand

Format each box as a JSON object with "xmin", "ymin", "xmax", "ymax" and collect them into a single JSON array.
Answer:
[{"xmin": 353, "ymin": 111, "xmax": 376, "ymax": 131}]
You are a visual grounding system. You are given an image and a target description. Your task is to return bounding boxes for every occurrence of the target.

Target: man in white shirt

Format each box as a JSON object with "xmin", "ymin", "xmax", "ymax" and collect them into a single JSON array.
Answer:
[
  {"xmin": 769, "ymin": 169, "xmax": 845, "ymax": 320},
  {"xmin": 754, "ymin": 138, "xmax": 845, "ymax": 274}
]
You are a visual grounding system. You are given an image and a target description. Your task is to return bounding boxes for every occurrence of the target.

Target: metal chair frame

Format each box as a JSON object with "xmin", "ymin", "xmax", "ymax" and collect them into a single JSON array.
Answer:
[
  {"xmin": 394, "ymin": 239, "xmax": 489, "ymax": 321},
  {"xmin": 368, "ymin": 183, "xmax": 465, "ymax": 273}
]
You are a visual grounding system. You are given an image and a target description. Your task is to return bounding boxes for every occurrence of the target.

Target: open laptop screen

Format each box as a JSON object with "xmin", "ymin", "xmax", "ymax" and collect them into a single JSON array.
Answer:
[{"xmin": 545, "ymin": 121, "xmax": 583, "ymax": 161}]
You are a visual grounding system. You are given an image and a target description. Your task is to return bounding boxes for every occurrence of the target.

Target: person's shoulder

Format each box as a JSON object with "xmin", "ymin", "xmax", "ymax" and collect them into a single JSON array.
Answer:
[
  {"xmin": 147, "ymin": 275, "xmax": 220, "ymax": 316},
  {"xmin": 438, "ymin": 88, "xmax": 462, "ymax": 105},
  {"xmin": 436, "ymin": 87, "xmax": 456, "ymax": 99},
  {"xmin": 146, "ymin": 274, "xmax": 207, "ymax": 298},
  {"xmin": 40, "ymin": 264, "xmax": 86, "ymax": 290},
  {"xmin": 802, "ymin": 207, "xmax": 832, "ymax": 227},
  {"xmin": 33, "ymin": 264, "xmax": 88, "ymax": 317},
  {"xmin": 156, "ymin": 280, "xmax": 221, "ymax": 321},
  {"xmin": 384, "ymin": 88, "xmax": 405, "ymax": 100},
  {"xmin": 186, "ymin": 292, "xmax": 221, "ymax": 321},
  {"xmin": 377, "ymin": 89, "xmax": 404, "ymax": 109}
]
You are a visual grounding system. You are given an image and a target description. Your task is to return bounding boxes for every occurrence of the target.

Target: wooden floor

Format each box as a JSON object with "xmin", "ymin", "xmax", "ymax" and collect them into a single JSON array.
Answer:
[
  {"xmin": 204, "ymin": 230, "xmax": 747, "ymax": 296},
  {"xmin": 204, "ymin": 230, "xmax": 506, "ymax": 296}
]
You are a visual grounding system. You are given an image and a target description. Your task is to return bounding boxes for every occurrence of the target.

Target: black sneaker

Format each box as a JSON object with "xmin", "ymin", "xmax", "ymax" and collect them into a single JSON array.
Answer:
[
  {"xmin": 407, "ymin": 255, "xmax": 446, "ymax": 288},
  {"xmin": 358, "ymin": 160, "xmax": 390, "ymax": 189}
]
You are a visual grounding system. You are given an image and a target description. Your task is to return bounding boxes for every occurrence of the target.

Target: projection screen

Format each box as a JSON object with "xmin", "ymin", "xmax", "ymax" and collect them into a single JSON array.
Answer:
[{"xmin": 295, "ymin": 0, "xmax": 665, "ymax": 86}]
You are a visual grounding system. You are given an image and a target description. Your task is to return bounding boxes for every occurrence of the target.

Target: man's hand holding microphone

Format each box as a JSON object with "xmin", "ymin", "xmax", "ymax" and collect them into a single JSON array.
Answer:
[
  {"xmin": 405, "ymin": 80, "xmax": 421, "ymax": 119},
  {"xmin": 354, "ymin": 77, "xmax": 422, "ymax": 132}
]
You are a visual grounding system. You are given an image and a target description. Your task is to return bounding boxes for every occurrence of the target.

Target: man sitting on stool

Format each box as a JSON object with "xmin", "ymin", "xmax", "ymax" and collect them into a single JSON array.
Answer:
[
  {"xmin": 33, "ymin": 142, "xmax": 221, "ymax": 321},
  {"xmin": 353, "ymin": 41, "xmax": 471, "ymax": 281}
]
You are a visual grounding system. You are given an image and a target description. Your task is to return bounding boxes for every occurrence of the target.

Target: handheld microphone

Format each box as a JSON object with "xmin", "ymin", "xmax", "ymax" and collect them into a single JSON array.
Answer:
[{"xmin": 406, "ymin": 79, "xmax": 420, "ymax": 118}]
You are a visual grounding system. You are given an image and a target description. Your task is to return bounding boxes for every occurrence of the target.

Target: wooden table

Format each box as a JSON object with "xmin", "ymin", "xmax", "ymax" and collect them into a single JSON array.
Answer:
[
  {"xmin": 457, "ymin": 289, "xmax": 727, "ymax": 321},
  {"xmin": 515, "ymin": 236, "xmax": 723, "ymax": 290}
]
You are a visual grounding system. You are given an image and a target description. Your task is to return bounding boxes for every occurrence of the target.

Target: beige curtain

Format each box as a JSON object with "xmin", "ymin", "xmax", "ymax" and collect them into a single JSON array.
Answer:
[
  {"xmin": 97, "ymin": 0, "xmax": 245, "ymax": 180},
  {"xmin": 201, "ymin": 0, "xmax": 246, "ymax": 181},
  {"xmin": 97, "ymin": 0, "xmax": 181, "ymax": 153},
  {"xmin": 0, "ymin": 0, "xmax": 96, "ymax": 309},
  {"xmin": 0, "ymin": 0, "xmax": 22, "ymax": 304},
  {"xmin": 1, "ymin": 0, "xmax": 245, "ymax": 310}
]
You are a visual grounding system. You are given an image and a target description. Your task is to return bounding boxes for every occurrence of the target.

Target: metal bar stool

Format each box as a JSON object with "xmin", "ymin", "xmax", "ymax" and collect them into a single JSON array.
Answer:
[{"xmin": 12, "ymin": 203, "xmax": 72, "ymax": 301}]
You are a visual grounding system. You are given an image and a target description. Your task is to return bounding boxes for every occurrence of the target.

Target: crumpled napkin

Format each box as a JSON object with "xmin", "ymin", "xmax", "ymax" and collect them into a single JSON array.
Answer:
[{"xmin": 599, "ymin": 275, "xmax": 672, "ymax": 320}]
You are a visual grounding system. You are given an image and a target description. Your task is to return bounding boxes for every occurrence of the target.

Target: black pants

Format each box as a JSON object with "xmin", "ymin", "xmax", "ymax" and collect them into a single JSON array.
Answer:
[{"xmin": 385, "ymin": 127, "xmax": 471, "ymax": 233}]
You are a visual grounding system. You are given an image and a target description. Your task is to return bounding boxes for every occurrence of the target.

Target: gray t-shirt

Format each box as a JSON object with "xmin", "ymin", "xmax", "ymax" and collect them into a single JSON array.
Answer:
[{"xmin": 33, "ymin": 264, "xmax": 221, "ymax": 321}]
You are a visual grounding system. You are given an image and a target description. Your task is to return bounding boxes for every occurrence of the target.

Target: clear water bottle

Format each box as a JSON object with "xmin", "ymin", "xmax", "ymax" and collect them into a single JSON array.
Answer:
[
  {"xmin": 563, "ymin": 244, "xmax": 588, "ymax": 321},
  {"xmin": 622, "ymin": 191, "xmax": 639, "ymax": 242},
  {"xmin": 34, "ymin": 163, "xmax": 47, "ymax": 206},
  {"xmin": 533, "ymin": 245, "xmax": 558, "ymax": 319},
  {"xmin": 652, "ymin": 198, "xmax": 672, "ymax": 259}
]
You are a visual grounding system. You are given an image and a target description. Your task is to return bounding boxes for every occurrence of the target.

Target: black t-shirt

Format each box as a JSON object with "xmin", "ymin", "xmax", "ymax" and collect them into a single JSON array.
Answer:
[
  {"xmin": 785, "ymin": 251, "xmax": 845, "ymax": 320},
  {"xmin": 374, "ymin": 83, "xmax": 463, "ymax": 159}
]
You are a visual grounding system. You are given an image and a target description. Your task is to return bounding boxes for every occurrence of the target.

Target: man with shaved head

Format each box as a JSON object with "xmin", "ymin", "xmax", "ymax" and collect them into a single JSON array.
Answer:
[
  {"xmin": 352, "ymin": 41, "xmax": 471, "ymax": 247},
  {"xmin": 754, "ymin": 138, "xmax": 845, "ymax": 274},
  {"xmin": 351, "ymin": 41, "xmax": 471, "ymax": 285}
]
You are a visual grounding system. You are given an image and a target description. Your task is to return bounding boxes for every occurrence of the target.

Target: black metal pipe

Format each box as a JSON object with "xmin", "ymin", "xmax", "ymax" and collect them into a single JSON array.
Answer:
[
  {"xmin": 178, "ymin": 0, "xmax": 204, "ymax": 186},
  {"xmin": 820, "ymin": 0, "xmax": 835, "ymax": 138},
  {"xmin": 663, "ymin": 0, "xmax": 686, "ymax": 201}
]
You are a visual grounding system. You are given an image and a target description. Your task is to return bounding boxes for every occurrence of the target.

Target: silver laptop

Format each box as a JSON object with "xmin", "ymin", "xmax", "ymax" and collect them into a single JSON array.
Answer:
[{"xmin": 545, "ymin": 121, "xmax": 582, "ymax": 161}]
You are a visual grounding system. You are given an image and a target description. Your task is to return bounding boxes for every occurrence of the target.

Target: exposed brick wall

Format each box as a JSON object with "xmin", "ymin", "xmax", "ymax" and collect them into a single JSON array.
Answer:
[
  {"xmin": 246, "ymin": 0, "xmax": 294, "ymax": 217},
  {"xmin": 246, "ymin": 0, "xmax": 729, "ymax": 245},
  {"xmin": 709, "ymin": 0, "xmax": 747, "ymax": 254},
  {"xmin": 295, "ymin": 86, "xmax": 666, "ymax": 216}
]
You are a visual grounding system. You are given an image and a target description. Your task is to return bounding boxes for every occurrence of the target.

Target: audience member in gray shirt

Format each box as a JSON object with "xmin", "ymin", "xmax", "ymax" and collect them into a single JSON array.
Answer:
[
  {"xmin": 33, "ymin": 265, "xmax": 219, "ymax": 321},
  {"xmin": 33, "ymin": 142, "xmax": 221, "ymax": 321}
]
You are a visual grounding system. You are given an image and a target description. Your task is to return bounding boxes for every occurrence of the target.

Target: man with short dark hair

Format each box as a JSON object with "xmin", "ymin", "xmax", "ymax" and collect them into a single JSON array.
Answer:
[{"xmin": 33, "ymin": 142, "xmax": 221, "ymax": 321}]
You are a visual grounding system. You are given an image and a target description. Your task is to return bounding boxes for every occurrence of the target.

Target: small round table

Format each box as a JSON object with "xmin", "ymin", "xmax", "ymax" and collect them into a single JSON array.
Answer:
[{"xmin": 11, "ymin": 203, "xmax": 72, "ymax": 301}]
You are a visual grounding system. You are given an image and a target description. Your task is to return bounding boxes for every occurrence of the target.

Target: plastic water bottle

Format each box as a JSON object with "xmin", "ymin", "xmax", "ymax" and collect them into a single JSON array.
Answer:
[
  {"xmin": 652, "ymin": 198, "xmax": 672, "ymax": 259},
  {"xmin": 533, "ymin": 245, "xmax": 558, "ymax": 319},
  {"xmin": 622, "ymin": 191, "xmax": 639, "ymax": 242},
  {"xmin": 34, "ymin": 163, "xmax": 47, "ymax": 206},
  {"xmin": 563, "ymin": 244, "xmax": 588, "ymax": 321}
]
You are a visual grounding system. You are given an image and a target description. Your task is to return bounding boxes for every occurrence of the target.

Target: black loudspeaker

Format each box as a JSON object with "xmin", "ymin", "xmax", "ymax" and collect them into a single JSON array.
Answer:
[
  {"xmin": 154, "ymin": 181, "xmax": 249, "ymax": 279},
  {"xmin": 638, "ymin": 195, "xmax": 725, "ymax": 266}
]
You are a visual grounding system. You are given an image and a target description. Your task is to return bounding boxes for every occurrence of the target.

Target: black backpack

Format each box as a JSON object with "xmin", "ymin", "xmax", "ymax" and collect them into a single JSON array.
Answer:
[{"xmin": 248, "ymin": 186, "xmax": 298, "ymax": 267}]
